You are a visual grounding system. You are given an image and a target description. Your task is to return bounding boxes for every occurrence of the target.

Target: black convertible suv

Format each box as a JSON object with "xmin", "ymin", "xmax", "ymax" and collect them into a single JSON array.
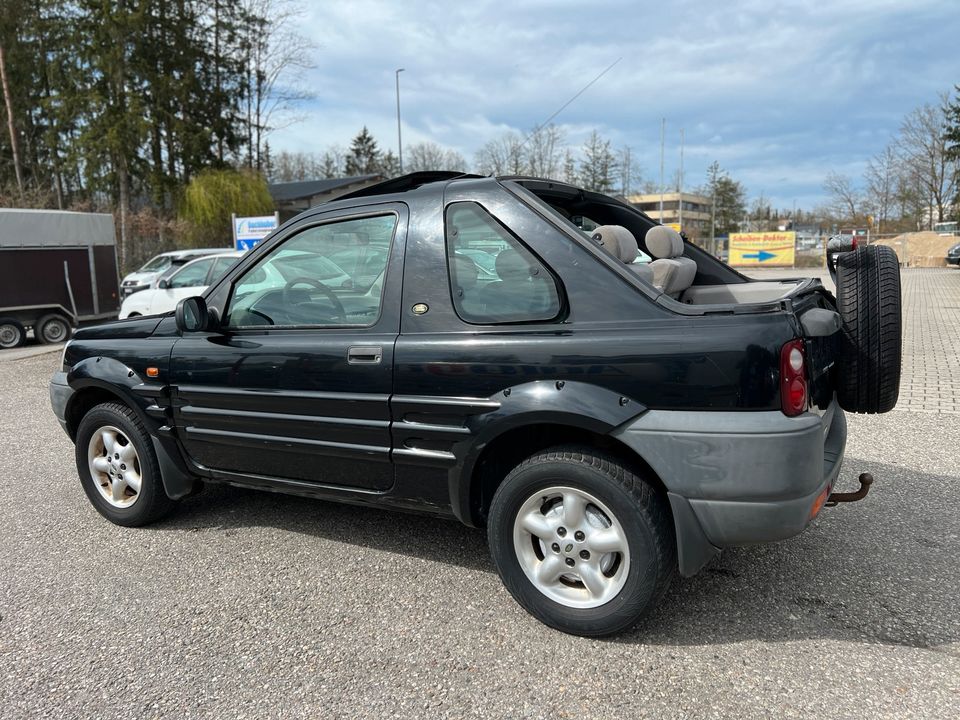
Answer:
[{"xmin": 50, "ymin": 173, "xmax": 902, "ymax": 636}]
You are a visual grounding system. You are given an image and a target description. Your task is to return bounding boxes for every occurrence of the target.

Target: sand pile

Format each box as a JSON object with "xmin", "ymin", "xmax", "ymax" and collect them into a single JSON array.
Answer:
[{"xmin": 874, "ymin": 231, "xmax": 958, "ymax": 266}]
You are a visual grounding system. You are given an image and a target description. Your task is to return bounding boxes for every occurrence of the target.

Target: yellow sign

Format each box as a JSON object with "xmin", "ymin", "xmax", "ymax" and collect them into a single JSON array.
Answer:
[
  {"xmin": 667, "ymin": 223, "xmax": 682, "ymax": 233},
  {"xmin": 729, "ymin": 231, "xmax": 796, "ymax": 267}
]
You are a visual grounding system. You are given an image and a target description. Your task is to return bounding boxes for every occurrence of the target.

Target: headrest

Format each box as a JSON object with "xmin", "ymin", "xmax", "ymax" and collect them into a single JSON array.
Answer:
[
  {"xmin": 645, "ymin": 226, "xmax": 684, "ymax": 259},
  {"xmin": 591, "ymin": 225, "xmax": 638, "ymax": 263},
  {"xmin": 452, "ymin": 254, "xmax": 478, "ymax": 290},
  {"xmin": 495, "ymin": 249, "xmax": 530, "ymax": 281}
]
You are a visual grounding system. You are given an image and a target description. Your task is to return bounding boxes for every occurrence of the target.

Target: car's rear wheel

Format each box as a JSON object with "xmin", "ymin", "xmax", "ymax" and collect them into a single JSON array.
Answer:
[
  {"xmin": 488, "ymin": 446, "xmax": 675, "ymax": 637},
  {"xmin": 0, "ymin": 318, "xmax": 25, "ymax": 349},
  {"xmin": 75, "ymin": 402, "xmax": 178, "ymax": 526},
  {"xmin": 835, "ymin": 244, "xmax": 902, "ymax": 414},
  {"xmin": 36, "ymin": 313, "xmax": 71, "ymax": 344}
]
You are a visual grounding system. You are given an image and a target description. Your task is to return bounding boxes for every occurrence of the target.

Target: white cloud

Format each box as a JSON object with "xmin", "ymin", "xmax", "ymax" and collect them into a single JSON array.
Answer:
[{"xmin": 268, "ymin": 0, "xmax": 960, "ymax": 207}]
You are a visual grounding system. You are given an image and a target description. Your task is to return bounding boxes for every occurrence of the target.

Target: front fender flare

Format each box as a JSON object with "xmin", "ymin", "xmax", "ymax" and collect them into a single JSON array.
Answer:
[{"xmin": 66, "ymin": 357, "xmax": 196, "ymax": 500}]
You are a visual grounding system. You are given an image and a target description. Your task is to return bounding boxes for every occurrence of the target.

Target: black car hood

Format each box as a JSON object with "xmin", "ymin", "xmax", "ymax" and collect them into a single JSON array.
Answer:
[{"xmin": 73, "ymin": 314, "xmax": 167, "ymax": 340}]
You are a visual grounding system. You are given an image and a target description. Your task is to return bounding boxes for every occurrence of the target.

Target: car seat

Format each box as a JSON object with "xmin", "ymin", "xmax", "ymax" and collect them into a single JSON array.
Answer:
[
  {"xmin": 645, "ymin": 226, "xmax": 697, "ymax": 298},
  {"xmin": 590, "ymin": 225, "xmax": 654, "ymax": 284}
]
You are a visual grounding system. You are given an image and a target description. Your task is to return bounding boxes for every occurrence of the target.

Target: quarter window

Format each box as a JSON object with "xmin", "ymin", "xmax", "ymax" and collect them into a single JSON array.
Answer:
[
  {"xmin": 445, "ymin": 203, "xmax": 562, "ymax": 324},
  {"xmin": 225, "ymin": 214, "xmax": 397, "ymax": 328}
]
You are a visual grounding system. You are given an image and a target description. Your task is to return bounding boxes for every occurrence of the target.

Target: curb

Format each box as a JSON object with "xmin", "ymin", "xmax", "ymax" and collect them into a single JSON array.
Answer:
[{"xmin": 0, "ymin": 343, "xmax": 65, "ymax": 363}]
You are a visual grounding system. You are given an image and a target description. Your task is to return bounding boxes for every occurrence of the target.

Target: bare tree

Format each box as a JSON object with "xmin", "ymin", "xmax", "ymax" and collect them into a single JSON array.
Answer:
[
  {"xmin": 474, "ymin": 132, "xmax": 526, "ymax": 175},
  {"xmin": 320, "ymin": 145, "xmax": 346, "ymax": 178},
  {"xmin": 524, "ymin": 124, "xmax": 564, "ymax": 179},
  {"xmin": 823, "ymin": 171, "xmax": 862, "ymax": 222},
  {"xmin": 561, "ymin": 148, "xmax": 577, "ymax": 185},
  {"xmin": 617, "ymin": 146, "xmax": 642, "ymax": 197},
  {"xmin": 240, "ymin": 0, "xmax": 315, "ymax": 170},
  {"xmin": 863, "ymin": 145, "xmax": 899, "ymax": 233},
  {"xmin": 270, "ymin": 150, "xmax": 323, "ymax": 182},
  {"xmin": 404, "ymin": 141, "xmax": 466, "ymax": 172},
  {"xmin": 896, "ymin": 96, "xmax": 958, "ymax": 225}
]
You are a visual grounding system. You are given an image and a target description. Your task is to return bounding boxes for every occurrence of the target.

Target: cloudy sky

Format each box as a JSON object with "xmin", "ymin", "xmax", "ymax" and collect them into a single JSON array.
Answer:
[{"xmin": 269, "ymin": 0, "xmax": 960, "ymax": 209}]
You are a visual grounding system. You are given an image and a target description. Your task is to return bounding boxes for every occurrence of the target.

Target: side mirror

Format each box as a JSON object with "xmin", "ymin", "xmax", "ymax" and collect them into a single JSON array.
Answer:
[
  {"xmin": 158, "ymin": 278, "xmax": 170, "ymax": 289},
  {"xmin": 175, "ymin": 296, "xmax": 212, "ymax": 333}
]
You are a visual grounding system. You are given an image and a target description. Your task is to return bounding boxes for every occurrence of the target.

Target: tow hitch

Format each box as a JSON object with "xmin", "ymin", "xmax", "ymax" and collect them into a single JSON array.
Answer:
[{"xmin": 826, "ymin": 472, "xmax": 874, "ymax": 507}]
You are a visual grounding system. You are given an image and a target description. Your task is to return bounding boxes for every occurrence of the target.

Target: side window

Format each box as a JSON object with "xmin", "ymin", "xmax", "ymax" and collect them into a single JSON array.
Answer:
[
  {"xmin": 225, "ymin": 213, "xmax": 397, "ymax": 328},
  {"xmin": 445, "ymin": 202, "xmax": 562, "ymax": 324},
  {"xmin": 169, "ymin": 258, "xmax": 215, "ymax": 289}
]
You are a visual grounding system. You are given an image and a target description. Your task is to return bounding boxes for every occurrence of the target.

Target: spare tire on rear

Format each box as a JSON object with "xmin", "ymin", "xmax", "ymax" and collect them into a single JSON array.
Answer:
[{"xmin": 835, "ymin": 244, "xmax": 901, "ymax": 414}]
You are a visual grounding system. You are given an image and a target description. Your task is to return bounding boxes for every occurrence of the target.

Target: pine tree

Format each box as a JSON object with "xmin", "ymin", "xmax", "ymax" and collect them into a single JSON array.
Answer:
[
  {"xmin": 345, "ymin": 126, "xmax": 381, "ymax": 175},
  {"xmin": 579, "ymin": 131, "xmax": 617, "ymax": 193},
  {"xmin": 704, "ymin": 162, "xmax": 747, "ymax": 236}
]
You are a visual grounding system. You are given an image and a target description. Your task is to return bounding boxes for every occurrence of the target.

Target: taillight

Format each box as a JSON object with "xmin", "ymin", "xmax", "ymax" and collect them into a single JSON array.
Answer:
[{"xmin": 780, "ymin": 338, "xmax": 808, "ymax": 416}]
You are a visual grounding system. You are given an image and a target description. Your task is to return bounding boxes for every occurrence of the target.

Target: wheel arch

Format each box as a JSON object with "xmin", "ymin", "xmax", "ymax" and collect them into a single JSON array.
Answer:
[
  {"xmin": 461, "ymin": 421, "xmax": 670, "ymax": 529},
  {"xmin": 65, "ymin": 361, "xmax": 198, "ymax": 500}
]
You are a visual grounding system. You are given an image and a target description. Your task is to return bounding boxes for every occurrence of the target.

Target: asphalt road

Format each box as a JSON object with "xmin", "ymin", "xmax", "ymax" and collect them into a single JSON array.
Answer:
[{"xmin": 2, "ymin": 275, "xmax": 959, "ymax": 718}]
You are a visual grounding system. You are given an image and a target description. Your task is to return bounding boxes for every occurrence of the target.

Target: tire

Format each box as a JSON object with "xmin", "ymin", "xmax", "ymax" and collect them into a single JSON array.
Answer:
[
  {"xmin": 0, "ymin": 318, "xmax": 25, "ymax": 349},
  {"xmin": 75, "ymin": 402, "xmax": 178, "ymax": 527},
  {"xmin": 36, "ymin": 313, "xmax": 72, "ymax": 345},
  {"xmin": 488, "ymin": 446, "xmax": 676, "ymax": 637},
  {"xmin": 835, "ymin": 244, "xmax": 902, "ymax": 414}
]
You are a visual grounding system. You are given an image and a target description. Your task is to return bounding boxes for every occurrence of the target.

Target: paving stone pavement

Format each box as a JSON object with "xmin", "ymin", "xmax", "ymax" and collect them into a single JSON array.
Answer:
[
  {"xmin": 898, "ymin": 269, "xmax": 960, "ymax": 414},
  {"xmin": 747, "ymin": 266, "xmax": 960, "ymax": 414}
]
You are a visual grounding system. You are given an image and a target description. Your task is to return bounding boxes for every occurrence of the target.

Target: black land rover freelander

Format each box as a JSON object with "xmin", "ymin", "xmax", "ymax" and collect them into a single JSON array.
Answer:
[{"xmin": 50, "ymin": 173, "xmax": 902, "ymax": 636}]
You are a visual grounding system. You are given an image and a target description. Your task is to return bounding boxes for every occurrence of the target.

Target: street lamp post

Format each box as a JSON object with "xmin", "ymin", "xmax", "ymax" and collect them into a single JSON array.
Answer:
[{"xmin": 395, "ymin": 68, "xmax": 405, "ymax": 174}]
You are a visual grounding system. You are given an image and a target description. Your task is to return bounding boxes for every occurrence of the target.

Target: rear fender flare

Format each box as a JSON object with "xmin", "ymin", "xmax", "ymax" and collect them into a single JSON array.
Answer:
[{"xmin": 451, "ymin": 380, "xmax": 646, "ymax": 524}]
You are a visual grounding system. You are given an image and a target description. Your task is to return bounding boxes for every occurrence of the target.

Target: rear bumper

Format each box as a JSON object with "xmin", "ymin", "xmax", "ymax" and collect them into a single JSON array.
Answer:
[
  {"xmin": 613, "ymin": 400, "xmax": 847, "ymax": 575},
  {"xmin": 947, "ymin": 256, "xmax": 960, "ymax": 265}
]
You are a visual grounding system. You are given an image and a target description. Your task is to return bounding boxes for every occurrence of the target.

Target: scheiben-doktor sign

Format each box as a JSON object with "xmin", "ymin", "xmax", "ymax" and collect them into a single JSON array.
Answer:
[
  {"xmin": 232, "ymin": 213, "xmax": 279, "ymax": 251},
  {"xmin": 728, "ymin": 231, "xmax": 796, "ymax": 267}
]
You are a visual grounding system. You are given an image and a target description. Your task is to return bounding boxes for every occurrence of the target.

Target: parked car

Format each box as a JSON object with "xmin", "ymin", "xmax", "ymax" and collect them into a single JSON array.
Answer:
[
  {"xmin": 1, "ymin": 209, "xmax": 120, "ymax": 348},
  {"xmin": 947, "ymin": 241, "xmax": 960, "ymax": 266},
  {"xmin": 119, "ymin": 253, "xmax": 244, "ymax": 318},
  {"xmin": 50, "ymin": 172, "xmax": 902, "ymax": 636},
  {"xmin": 120, "ymin": 248, "xmax": 228, "ymax": 298}
]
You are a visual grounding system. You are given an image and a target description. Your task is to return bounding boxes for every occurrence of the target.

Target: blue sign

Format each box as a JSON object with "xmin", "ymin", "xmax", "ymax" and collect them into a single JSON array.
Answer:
[
  {"xmin": 233, "ymin": 214, "xmax": 278, "ymax": 251},
  {"xmin": 236, "ymin": 237, "xmax": 262, "ymax": 251}
]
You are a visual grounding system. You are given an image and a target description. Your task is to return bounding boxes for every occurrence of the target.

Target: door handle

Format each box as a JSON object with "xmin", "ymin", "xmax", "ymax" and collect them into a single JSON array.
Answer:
[{"xmin": 347, "ymin": 345, "xmax": 383, "ymax": 364}]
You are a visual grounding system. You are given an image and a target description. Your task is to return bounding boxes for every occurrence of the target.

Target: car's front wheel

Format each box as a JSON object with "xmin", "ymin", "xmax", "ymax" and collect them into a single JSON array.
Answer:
[
  {"xmin": 75, "ymin": 402, "xmax": 177, "ymax": 526},
  {"xmin": 488, "ymin": 446, "xmax": 675, "ymax": 637}
]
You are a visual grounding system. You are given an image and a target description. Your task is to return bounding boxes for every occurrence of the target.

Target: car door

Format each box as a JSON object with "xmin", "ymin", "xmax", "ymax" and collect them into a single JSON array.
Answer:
[
  {"xmin": 168, "ymin": 206, "xmax": 406, "ymax": 491},
  {"xmin": 149, "ymin": 257, "xmax": 217, "ymax": 315}
]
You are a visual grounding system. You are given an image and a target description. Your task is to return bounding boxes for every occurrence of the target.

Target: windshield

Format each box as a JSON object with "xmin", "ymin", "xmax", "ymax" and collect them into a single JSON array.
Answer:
[{"xmin": 139, "ymin": 255, "xmax": 172, "ymax": 272}]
